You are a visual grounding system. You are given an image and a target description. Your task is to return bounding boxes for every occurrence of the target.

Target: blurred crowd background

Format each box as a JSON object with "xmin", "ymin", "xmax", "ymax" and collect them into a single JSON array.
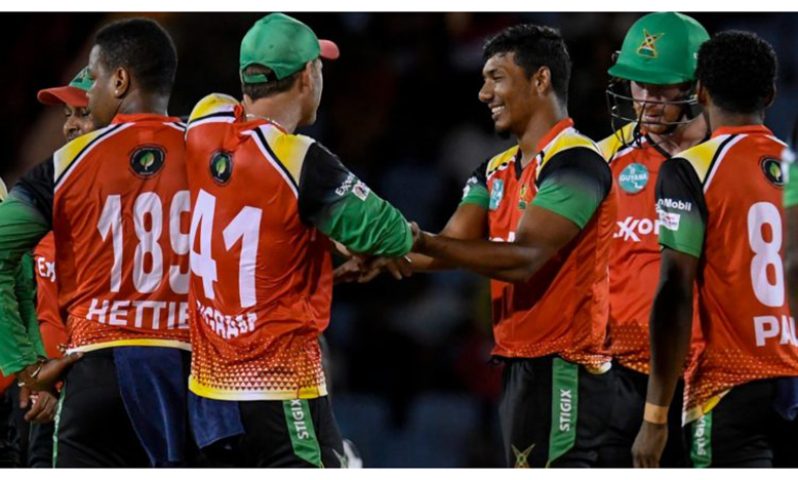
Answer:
[{"xmin": 1, "ymin": 12, "xmax": 797, "ymax": 467}]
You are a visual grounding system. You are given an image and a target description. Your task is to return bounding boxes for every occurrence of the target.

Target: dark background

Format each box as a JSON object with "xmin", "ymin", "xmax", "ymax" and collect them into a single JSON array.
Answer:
[{"xmin": 1, "ymin": 12, "xmax": 796, "ymax": 466}]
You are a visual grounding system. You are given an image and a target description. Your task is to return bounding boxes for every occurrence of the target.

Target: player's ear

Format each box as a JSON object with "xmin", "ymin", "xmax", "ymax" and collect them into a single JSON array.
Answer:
[
  {"xmin": 765, "ymin": 82, "xmax": 777, "ymax": 109},
  {"xmin": 113, "ymin": 67, "xmax": 130, "ymax": 99},
  {"xmin": 533, "ymin": 66, "xmax": 552, "ymax": 97},
  {"xmin": 696, "ymin": 80, "xmax": 708, "ymax": 107},
  {"xmin": 298, "ymin": 61, "xmax": 314, "ymax": 93}
]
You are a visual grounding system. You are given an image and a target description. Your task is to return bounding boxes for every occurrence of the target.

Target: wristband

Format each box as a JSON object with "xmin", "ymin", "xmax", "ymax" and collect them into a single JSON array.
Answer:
[{"xmin": 643, "ymin": 402, "xmax": 669, "ymax": 425}]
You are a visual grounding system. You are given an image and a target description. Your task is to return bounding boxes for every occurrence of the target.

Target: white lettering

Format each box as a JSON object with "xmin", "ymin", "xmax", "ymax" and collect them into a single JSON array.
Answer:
[
  {"xmin": 87, "ymin": 298, "xmax": 109, "ymax": 323},
  {"xmin": 109, "ymin": 300, "xmax": 131, "ymax": 326},
  {"xmin": 194, "ymin": 300, "xmax": 258, "ymax": 340}
]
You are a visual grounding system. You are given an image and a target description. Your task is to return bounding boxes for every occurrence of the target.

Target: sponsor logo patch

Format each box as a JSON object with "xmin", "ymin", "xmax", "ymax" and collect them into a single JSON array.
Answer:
[
  {"xmin": 209, "ymin": 151, "xmax": 233, "ymax": 185},
  {"xmin": 129, "ymin": 146, "xmax": 165, "ymax": 178},
  {"xmin": 656, "ymin": 206, "xmax": 681, "ymax": 231},
  {"xmin": 614, "ymin": 216, "xmax": 660, "ymax": 242},
  {"xmin": 657, "ymin": 197, "xmax": 692, "ymax": 212},
  {"xmin": 618, "ymin": 162, "xmax": 649, "ymax": 194},
  {"xmin": 761, "ymin": 156, "xmax": 785, "ymax": 187},
  {"xmin": 489, "ymin": 179, "xmax": 504, "ymax": 210}
]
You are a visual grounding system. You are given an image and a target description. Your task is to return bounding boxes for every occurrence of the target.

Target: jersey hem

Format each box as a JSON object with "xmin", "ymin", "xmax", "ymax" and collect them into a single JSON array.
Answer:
[
  {"xmin": 65, "ymin": 339, "xmax": 192, "ymax": 354},
  {"xmin": 188, "ymin": 376, "xmax": 328, "ymax": 401}
]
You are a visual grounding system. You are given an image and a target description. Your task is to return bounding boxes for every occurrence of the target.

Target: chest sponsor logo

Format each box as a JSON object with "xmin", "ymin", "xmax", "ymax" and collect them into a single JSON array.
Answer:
[
  {"xmin": 614, "ymin": 216, "xmax": 661, "ymax": 242},
  {"xmin": 618, "ymin": 162, "xmax": 649, "ymax": 194},
  {"xmin": 129, "ymin": 146, "xmax": 165, "ymax": 178},
  {"xmin": 489, "ymin": 179, "xmax": 504, "ymax": 211},
  {"xmin": 210, "ymin": 151, "xmax": 233, "ymax": 185},
  {"xmin": 36, "ymin": 256, "xmax": 56, "ymax": 283},
  {"xmin": 760, "ymin": 157, "xmax": 785, "ymax": 187}
]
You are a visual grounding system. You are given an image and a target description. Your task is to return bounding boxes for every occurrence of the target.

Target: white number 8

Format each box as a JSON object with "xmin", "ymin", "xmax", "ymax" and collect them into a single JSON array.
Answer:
[{"xmin": 748, "ymin": 201, "xmax": 785, "ymax": 307}]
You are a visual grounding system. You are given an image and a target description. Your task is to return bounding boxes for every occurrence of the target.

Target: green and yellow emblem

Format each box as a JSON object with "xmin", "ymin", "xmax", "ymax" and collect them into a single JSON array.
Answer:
[
  {"xmin": 761, "ymin": 156, "xmax": 784, "ymax": 187},
  {"xmin": 637, "ymin": 29, "xmax": 664, "ymax": 58},
  {"xmin": 129, "ymin": 146, "xmax": 165, "ymax": 177},
  {"xmin": 210, "ymin": 151, "xmax": 233, "ymax": 185}
]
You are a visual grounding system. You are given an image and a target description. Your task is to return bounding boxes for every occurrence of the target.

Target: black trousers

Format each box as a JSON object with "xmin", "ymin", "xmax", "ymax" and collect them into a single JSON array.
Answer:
[
  {"xmin": 596, "ymin": 363, "xmax": 688, "ymax": 467},
  {"xmin": 54, "ymin": 348, "xmax": 193, "ymax": 467},
  {"xmin": 497, "ymin": 355, "xmax": 613, "ymax": 468},
  {"xmin": 684, "ymin": 378, "xmax": 798, "ymax": 468},
  {"xmin": 201, "ymin": 396, "xmax": 345, "ymax": 468}
]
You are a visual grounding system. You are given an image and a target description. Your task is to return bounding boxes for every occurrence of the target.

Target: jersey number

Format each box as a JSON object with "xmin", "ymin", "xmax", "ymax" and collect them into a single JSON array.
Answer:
[
  {"xmin": 747, "ymin": 201, "xmax": 784, "ymax": 307},
  {"xmin": 189, "ymin": 189, "xmax": 263, "ymax": 308},
  {"xmin": 97, "ymin": 191, "xmax": 190, "ymax": 294}
]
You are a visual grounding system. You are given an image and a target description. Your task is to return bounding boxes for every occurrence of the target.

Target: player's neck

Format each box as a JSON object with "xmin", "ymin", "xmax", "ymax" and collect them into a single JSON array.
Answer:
[
  {"xmin": 516, "ymin": 103, "xmax": 567, "ymax": 167},
  {"xmin": 707, "ymin": 106, "xmax": 765, "ymax": 131},
  {"xmin": 243, "ymin": 95, "xmax": 302, "ymax": 133},
  {"xmin": 117, "ymin": 93, "xmax": 169, "ymax": 117},
  {"xmin": 647, "ymin": 115, "xmax": 708, "ymax": 156}
]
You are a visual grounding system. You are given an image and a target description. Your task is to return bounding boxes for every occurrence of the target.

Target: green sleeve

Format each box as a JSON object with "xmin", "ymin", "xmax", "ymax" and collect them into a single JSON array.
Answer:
[
  {"xmin": 459, "ymin": 159, "xmax": 490, "ymax": 209},
  {"xmin": 0, "ymin": 195, "xmax": 50, "ymax": 375},
  {"xmin": 17, "ymin": 253, "xmax": 45, "ymax": 357},
  {"xmin": 785, "ymin": 156, "xmax": 798, "ymax": 208},
  {"xmin": 298, "ymin": 142, "xmax": 412, "ymax": 256},
  {"xmin": 655, "ymin": 158, "xmax": 708, "ymax": 258},
  {"xmin": 531, "ymin": 148, "xmax": 612, "ymax": 229}
]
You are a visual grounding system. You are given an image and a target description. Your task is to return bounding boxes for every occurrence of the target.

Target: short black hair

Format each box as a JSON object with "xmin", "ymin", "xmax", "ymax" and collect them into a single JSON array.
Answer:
[
  {"xmin": 241, "ymin": 65, "xmax": 300, "ymax": 101},
  {"xmin": 696, "ymin": 30, "xmax": 777, "ymax": 115},
  {"xmin": 483, "ymin": 24, "xmax": 571, "ymax": 104},
  {"xmin": 94, "ymin": 18, "xmax": 177, "ymax": 97}
]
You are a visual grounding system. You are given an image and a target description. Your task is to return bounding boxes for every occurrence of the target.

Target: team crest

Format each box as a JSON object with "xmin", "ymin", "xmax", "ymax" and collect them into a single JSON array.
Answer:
[
  {"xmin": 210, "ymin": 151, "xmax": 234, "ymax": 185},
  {"xmin": 637, "ymin": 29, "xmax": 664, "ymax": 58},
  {"xmin": 489, "ymin": 179, "xmax": 504, "ymax": 210},
  {"xmin": 518, "ymin": 184, "xmax": 533, "ymax": 210},
  {"xmin": 129, "ymin": 146, "xmax": 165, "ymax": 178},
  {"xmin": 761, "ymin": 156, "xmax": 784, "ymax": 187},
  {"xmin": 511, "ymin": 444, "xmax": 535, "ymax": 468},
  {"xmin": 618, "ymin": 163, "xmax": 649, "ymax": 194}
]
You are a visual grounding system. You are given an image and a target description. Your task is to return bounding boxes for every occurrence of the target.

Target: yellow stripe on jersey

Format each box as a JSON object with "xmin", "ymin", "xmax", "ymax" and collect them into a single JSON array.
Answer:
[
  {"xmin": 53, "ymin": 127, "xmax": 112, "ymax": 183},
  {"xmin": 675, "ymin": 135, "xmax": 727, "ymax": 183},
  {"xmin": 66, "ymin": 339, "xmax": 192, "ymax": 354},
  {"xmin": 260, "ymin": 126, "xmax": 315, "ymax": 185},
  {"xmin": 537, "ymin": 130, "xmax": 603, "ymax": 179},
  {"xmin": 486, "ymin": 145, "xmax": 519, "ymax": 178},
  {"xmin": 188, "ymin": 93, "xmax": 239, "ymax": 123},
  {"xmin": 189, "ymin": 375, "xmax": 328, "ymax": 401},
  {"xmin": 598, "ymin": 123, "xmax": 636, "ymax": 160},
  {"xmin": 0, "ymin": 176, "xmax": 7, "ymax": 201}
]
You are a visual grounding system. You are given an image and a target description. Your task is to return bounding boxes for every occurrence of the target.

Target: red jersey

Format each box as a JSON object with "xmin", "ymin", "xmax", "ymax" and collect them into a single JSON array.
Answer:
[
  {"xmin": 601, "ymin": 124, "xmax": 704, "ymax": 374},
  {"xmin": 656, "ymin": 125, "xmax": 798, "ymax": 420},
  {"xmin": 185, "ymin": 94, "xmax": 332, "ymax": 400},
  {"xmin": 466, "ymin": 119, "xmax": 615, "ymax": 369},
  {"xmin": 52, "ymin": 114, "xmax": 191, "ymax": 352},
  {"xmin": 33, "ymin": 232, "xmax": 66, "ymax": 358}
]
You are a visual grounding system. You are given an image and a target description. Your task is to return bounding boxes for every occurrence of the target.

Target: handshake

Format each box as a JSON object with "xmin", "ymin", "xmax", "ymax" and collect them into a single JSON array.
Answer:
[{"xmin": 334, "ymin": 221, "xmax": 428, "ymax": 284}]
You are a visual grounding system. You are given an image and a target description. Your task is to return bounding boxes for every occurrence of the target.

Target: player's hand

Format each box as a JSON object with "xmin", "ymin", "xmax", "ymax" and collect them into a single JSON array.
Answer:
[
  {"xmin": 360, "ymin": 256, "xmax": 412, "ymax": 282},
  {"xmin": 334, "ymin": 257, "xmax": 366, "ymax": 284},
  {"xmin": 19, "ymin": 388, "xmax": 58, "ymax": 424},
  {"xmin": 17, "ymin": 353, "xmax": 83, "ymax": 392},
  {"xmin": 632, "ymin": 420, "xmax": 668, "ymax": 468}
]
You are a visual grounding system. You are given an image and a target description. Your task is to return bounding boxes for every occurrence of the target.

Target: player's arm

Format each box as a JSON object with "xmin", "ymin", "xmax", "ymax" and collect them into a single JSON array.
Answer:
[
  {"xmin": 413, "ymin": 148, "xmax": 611, "ymax": 283},
  {"xmin": 783, "ymin": 153, "xmax": 798, "ymax": 316},
  {"xmin": 632, "ymin": 157, "xmax": 707, "ymax": 468},
  {"xmin": 298, "ymin": 142, "xmax": 412, "ymax": 257},
  {"xmin": 0, "ymin": 160, "xmax": 52, "ymax": 377}
]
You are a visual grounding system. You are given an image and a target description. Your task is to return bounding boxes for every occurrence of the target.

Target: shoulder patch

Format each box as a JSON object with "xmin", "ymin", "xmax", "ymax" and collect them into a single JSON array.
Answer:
[
  {"xmin": 598, "ymin": 123, "xmax": 636, "ymax": 161},
  {"xmin": 188, "ymin": 93, "xmax": 239, "ymax": 124},
  {"xmin": 675, "ymin": 135, "xmax": 728, "ymax": 183},
  {"xmin": 256, "ymin": 125, "xmax": 315, "ymax": 185},
  {"xmin": 486, "ymin": 146, "xmax": 519, "ymax": 178},
  {"xmin": 53, "ymin": 123, "xmax": 126, "ymax": 185}
]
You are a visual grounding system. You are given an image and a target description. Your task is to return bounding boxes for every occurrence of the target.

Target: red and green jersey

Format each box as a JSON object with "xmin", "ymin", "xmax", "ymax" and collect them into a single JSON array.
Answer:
[
  {"xmin": 185, "ymin": 94, "xmax": 411, "ymax": 401},
  {"xmin": 600, "ymin": 124, "xmax": 704, "ymax": 374},
  {"xmin": 655, "ymin": 125, "xmax": 798, "ymax": 421},
  {"xmin": 461, "ymin": 118, "xmax": 615, "ymax": 369}
]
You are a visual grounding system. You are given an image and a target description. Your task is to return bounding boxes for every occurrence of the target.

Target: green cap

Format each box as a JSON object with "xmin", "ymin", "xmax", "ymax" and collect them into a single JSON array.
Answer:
[
  {"xmin": 36, "ymin": 66, "xmax": 92, "ymax": 107},
  {"xmin": 240, "ymin": 13, "xmax": 340, "ymax": 84},
  {"xmin": 608, "ymin": 12, "xmax": 709, "ymax": 85}
]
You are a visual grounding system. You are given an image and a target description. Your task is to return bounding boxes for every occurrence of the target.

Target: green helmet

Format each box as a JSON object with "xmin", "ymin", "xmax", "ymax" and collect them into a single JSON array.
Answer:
[{"xmin": 609, "ymin": 12, "xmax": 709, "ymax": 85}]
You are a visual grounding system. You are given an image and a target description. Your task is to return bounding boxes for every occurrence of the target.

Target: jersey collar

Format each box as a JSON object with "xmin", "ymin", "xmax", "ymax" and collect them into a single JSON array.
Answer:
[
  {"xmin": 536, "ymin": 117, "xmax": 575, "ymax": 153},
  {"xmin": 111, "ymin": 113, "xmax": 182, "ymax": 124},
  {"xmin": 711, "ymin": 124, "xmax": 772, "ymax": 138}
]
